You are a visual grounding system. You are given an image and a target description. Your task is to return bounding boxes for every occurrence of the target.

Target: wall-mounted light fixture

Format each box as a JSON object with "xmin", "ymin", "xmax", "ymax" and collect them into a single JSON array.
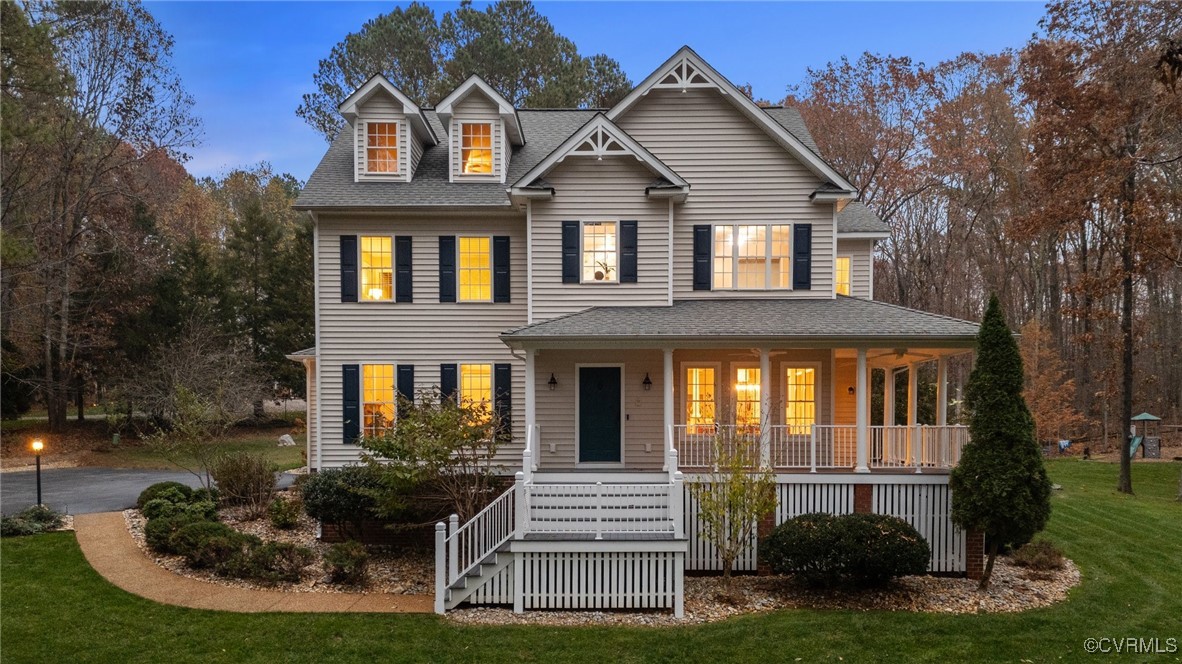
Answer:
[
  {"xmin": 848, "ymin": 386, "xmax": 856, "ymax": 396},
  {"xmin": 548, "ymin": 373, "xmax": 558, "ymax": 391},
  {"xmin": 642, "ymin": 373, "xmax": 653, "ymax": 391}
]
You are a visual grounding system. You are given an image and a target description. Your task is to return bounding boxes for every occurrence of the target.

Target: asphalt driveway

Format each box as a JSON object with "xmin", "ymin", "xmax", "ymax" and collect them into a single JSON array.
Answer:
[{"xmin": 1, "ymin": 467, "xmax": 295, "ymax": 515}]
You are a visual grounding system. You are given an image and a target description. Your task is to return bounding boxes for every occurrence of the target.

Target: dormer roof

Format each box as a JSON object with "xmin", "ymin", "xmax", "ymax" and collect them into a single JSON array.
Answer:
[
  {"xmin": 510, "ymin": 114, "xmax": 688, "ymax": 203},
  {"xmin": 435, "ymin": 75, "xmax": 525, "ymax": 145},
  {"xmin": 607, "ymin": 45, "xmax": 856, "ymax": 196},
  {"xmin": 338, "ymin": 74, "xmax": 438, "ymax": 145}
]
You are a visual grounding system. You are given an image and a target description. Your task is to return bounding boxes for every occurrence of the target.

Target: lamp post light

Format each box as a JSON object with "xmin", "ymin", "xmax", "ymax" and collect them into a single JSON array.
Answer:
[{"xmin": 31, "ymin": 439, "xmax": 44, "ymax": 506}]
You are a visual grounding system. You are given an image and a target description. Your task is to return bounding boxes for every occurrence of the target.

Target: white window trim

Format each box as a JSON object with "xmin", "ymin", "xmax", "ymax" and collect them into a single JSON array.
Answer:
[
  {"xmin": 579, "ymin": 220, "xmax": 620, "ymax": 285},
  {"xmin": 678, "ymin": 361, "xmax": 722, "ymax": 428},
  {"xmin": 712, "ymin": 223, "xmax": 793, "ymax": 291},
  {"xmin": 458, "ymin": 362, "xmax": 494, "ymax": 409},
  {"xmin": 779, "ymin": 361, "xmax": 822, "ymax": 435},
  {"xmin": 362, "ymin": 363, "xmax": 397, "ymax": 437},
  {"xmin": 451, "ymin": 119, "xmax": 501, "ymax": 182},
  {"xmin": 456, "ymin": 235, "xmax": 494, "ymax": 304},
  {"xmin": 731, "ymin": 362, "xmax": 762, "ymax": 428},
  {"xmin": 574, "ymin": 363, "xmax": 626, "ymax": 468},
  {"xmin": 363, "ymin": 120, "xmax": 402, "ymax": 176},
  {"xmin": 358, "ymin": 235, "xmax": 395, "ymax": 303},
  {"xmin": 835, "ymin": 255, "xmax": 852, "ymax": 297}
]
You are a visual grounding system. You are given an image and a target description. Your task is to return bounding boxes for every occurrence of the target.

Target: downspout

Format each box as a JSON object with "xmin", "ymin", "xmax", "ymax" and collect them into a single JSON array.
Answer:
[{"xmin": 311, "ymin": 210, "xmax": 323, "ymax": 473}]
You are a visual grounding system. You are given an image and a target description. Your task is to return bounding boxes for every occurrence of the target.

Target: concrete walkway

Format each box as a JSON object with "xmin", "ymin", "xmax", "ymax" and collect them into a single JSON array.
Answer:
[{"xmin": 73, "ymin": 512, "xmax": 433, "ymax": 613}]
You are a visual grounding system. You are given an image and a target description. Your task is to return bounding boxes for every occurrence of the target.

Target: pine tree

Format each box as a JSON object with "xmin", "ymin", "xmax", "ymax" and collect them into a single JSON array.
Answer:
[{"xmin": 950, "ymin": 294, "xmax": 1052, "ymax": 590}]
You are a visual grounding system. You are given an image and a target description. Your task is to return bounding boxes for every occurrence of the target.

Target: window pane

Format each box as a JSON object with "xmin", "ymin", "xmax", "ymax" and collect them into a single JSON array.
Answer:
[
  {"xmin": 461, "ymin": 123, "xmax": 493, "ymax": 174},
  {"xmin": 361, "ymin": 236, "xmax": 392, "ymax": 301},
  {"xmin": 784, "ymin": 367, "xmax": 816, "ymax": 434},
  {"xmin": 735, "ymin": 367, "xmax": 760, "ymax": 428},
  {"xmin": 581, "ymin": 222, "xmax": 618, "ymax": 282},
  {"xmin": 836, "ymin": 256, "xmax": 851, "ymax": 296},
  {"xmin": 458, "ymin": 236, "xmax": 491, "ymax": 301},
  {"xmin": 771, "ymin": 225, "xmax": 791, "ymax": 288},
  {"xmin": 712, "ymin": 226, "xmax": 733, "ymax": 289},
  {"xmin": 363, "ymin": 364, "xmax": 396, "ymax": 436},
  {"xmin": 736, "ymin": 225, "xmax": 767, "ymax": 289},
  {"xmin": 685, "ymin": 367, "xmax": 716, "ymax": 434},
  {"xmin": 460, "ymin": 364, "xmax": 492, "ymax": 420},
  {"xmin": 366, "ymin": 123, "xmax": 399, "ymax": 173}
]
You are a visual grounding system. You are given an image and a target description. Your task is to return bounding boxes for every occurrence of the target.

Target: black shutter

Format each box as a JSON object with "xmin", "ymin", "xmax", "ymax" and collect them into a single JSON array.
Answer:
[
  {"xmin": 395, "ymin": 236, "xmax": 413, "ymax": 303},
  {"xmin": 620, "ymin": 220, "xmax": 638, "ymax": 283},
  {"xmin": 692, "ymin": 225, "xmax": 711, "ymax": 291},
  {"xmin": 494, "ymin": 363, "xmax": 512, "ymax": 430},
  {"xmin": 440, "ymin": 364, "xmax": 458, "ymax": 401},
  {"xmin": 438, "ymin": 236, "xmax": 456, "ymax": 302},
  {"xmin": 561, "ymin": 221, "xmax": 579, "ymax": 283},
  {"xmin": 342, "ymin": 364, "xmax": 360, "ymax": 444},
  {"xmin": 396, "ymin": 364, "xmax": 415, "ymax": 403},
  {"xmin": 493, "ymin": 235, "xmax": 511, "ymax": 303},
  {"xmin": 340, "ymin": 235, "xmax": 358, "ymax": 302},
  {"xmin": 793, "ymin": 223, "xmax": 813, "ymax": 290}
]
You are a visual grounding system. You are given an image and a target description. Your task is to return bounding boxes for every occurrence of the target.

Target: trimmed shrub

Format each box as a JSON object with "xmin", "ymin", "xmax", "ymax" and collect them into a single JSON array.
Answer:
[
  {"xmin": 1, "ymin": 507, "xmax": 65, "ymax": 537},
  {"xmin": 324, "ymin": 541, "xmax": 369, "ymax": 584},
  {"xmin": 172, "ymin": 522, "xmax": 260, "ymax": 569},
  {"xmin": 1011, "ymin": 540, "xmax": 1065, "ymax": 571},
  {"xmin": 210, "ymin": 451, "xmax": 276, "ymax": 518},
  {"xmin": 141, "ymin": 498, "xmax": 183, "ymax": 520},
  {"xmin": 218, "ymin": 541, "xmax": 314, "ymax": 583},
  {"xmin": 268, "ymin": 495, "xmax": 301, "ymax": 530},
  {"xmin": 137, "ymin": 482, "xmax": 193, "ymax": 509},
  {"xmin": 300, "ymin": 465, "xmax": 382, "ymax": 539},
  {"xmin": 184, "ymin": 500, "xmax": 219, "ymax": 521},
  {"xmin": 762, "ymin": 513, "xmax": 931, "ymax": 588},
  {"xmin": 144, "ymin": 513, "xmax": 205, "ymax": 553},
  {"xmin": 191, "ymin": 487, "xmax": 220, "ymax": 504}
]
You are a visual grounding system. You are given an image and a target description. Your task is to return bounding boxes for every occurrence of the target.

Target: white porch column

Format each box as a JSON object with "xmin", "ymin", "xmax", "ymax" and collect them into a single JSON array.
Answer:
[
  {"xmin": 908, "ymin": 362, "xmax": 920, "ymax": 472},
  {"xmin": 936, "ymin": 357, "xmax": 948, "ymax": 426},
  {"xmin": 663, "ymin": 348, "xmax": 675, "ymax": 470},
  {"xmin": 524, "ymin": 349, "xmax": 536, "ymax": 474},
  {"xmin": 759, "ymin": 348, "xmax": 771, "ymax": 468},
  {"xmin": 855, "ymin": 348, "xmax": 869, "ymax": 473},
  {"xmin": 884, "ymin": 367, "xmax": 896, "ymax": 426}
]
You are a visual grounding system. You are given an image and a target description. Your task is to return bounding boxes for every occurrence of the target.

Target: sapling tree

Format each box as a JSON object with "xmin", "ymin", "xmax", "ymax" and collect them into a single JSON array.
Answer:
[{"xmin": 950, "ymin": 294, "xmax": 1052, "ymax": 590}]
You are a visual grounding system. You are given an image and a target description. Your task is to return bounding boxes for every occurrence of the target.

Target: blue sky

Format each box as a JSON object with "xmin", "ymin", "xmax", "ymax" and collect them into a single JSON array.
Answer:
[{"xmin": 148, "ymin": 1, "xmax": 1048, "ymax": 182}]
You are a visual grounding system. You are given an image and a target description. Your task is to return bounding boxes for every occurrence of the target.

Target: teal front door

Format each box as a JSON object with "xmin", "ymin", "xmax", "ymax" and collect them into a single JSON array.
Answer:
[{"xmin": 579, "ymin": 367, "xmax": 622, "ymax": 463}]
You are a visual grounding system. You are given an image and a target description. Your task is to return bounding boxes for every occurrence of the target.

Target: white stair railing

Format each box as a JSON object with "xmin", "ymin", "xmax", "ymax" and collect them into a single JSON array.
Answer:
[{"xmin": 434, "ymin": 484, "xmax": 517, "ymax": 614}]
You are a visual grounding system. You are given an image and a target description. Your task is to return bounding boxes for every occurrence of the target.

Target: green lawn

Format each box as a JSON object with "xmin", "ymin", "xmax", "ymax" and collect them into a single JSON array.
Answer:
[
  {"xmin": 2, "ymin": 460, "xmax": 1179, "ymax": 664},
  {"xmin": 86, "ymin": 434, "xmax": 306, "ymax": 472}
]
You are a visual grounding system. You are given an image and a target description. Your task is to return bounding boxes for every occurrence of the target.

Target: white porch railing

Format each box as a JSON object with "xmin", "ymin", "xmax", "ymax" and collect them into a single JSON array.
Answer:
[
  {"xmin": 434, "ymin": 486, "xmax": 517, "ymax": 613},
  {"xmin": 768, "ymin": 424, "xmax": 858, "ymax": 470},
  {"xmin": 871, "ymin": 425, "xmax": 970, "ymax": 470},
  {"xmin": 521, "ymin": 481, "xmax": 676, "ymax": 538},
  {"xmin": 673, "ymin": 424, "xmax": 760, "ymax": 467}
]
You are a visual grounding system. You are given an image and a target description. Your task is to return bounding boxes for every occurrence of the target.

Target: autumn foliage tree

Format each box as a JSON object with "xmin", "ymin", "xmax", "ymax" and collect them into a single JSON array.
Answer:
[{"xmin": 1019, "ymin": 320, "xmax": 1087, "ymax": 444}]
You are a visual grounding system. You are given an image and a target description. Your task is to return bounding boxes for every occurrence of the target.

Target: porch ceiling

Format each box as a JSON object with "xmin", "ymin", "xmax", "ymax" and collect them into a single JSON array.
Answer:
[{"xmin": 502, "ymin": 297, "xmax": 979, "ymax": 350}]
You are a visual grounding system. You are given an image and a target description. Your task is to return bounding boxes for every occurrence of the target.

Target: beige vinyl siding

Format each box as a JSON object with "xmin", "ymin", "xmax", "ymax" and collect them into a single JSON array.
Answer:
[
  {"xmin": 534, "ymin": 349, "xmax": 666, "ymax": 470},
  {"xmin": 353, "ymin": 93, "xmax": 410, "ymax": 182},
  {"xmin": 410, "ymin": 135, "xmax": 424, "ymax": 178},
  {"xmin": 316, "ymin": 214, "xmax": 527, "ymax": 468},
  {"xmin": 531, "ymin": 157, "xmax": 671, "ymax": 322},
  {"xmin": 449, "ymin": 93, "xmax": 504, "ymax": 182},
  {"xmin": 305, "ymin": 358, "xmax": 318, "ymax": 465},
  {"xmin": 836, "ymin": 238, "xmax": 874, "ymax": 299},
  {"xmin": 833, "ymin": 356, "xmax": 856, "ymax": 425},
  {"xmin": 615, "ymin": 89, "xmax": 835, "ymax": 298}
]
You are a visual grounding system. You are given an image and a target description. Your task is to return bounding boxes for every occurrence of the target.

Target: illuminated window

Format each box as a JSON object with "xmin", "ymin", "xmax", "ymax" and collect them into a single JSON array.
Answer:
[
  {"xmin": 734, "ymin": 367, "xmax": 761, "ymax": 428},
  {"xmin": 366, "ymin": 122, "xmax": 399, "ymax": 174},
  {"xmin": 460, "ymin": 363, "xmax": 492, "ymax": 416},
  {"xmin": 461, "ymin": 123, "xmax": 493, "ymax": 175},
  {"xmin": 685, "ymin": 367, "xmax": 716, "ymax": 434},
  {"xmin": 363, "ymin": 364, "xmax": 395, "ymax": 437},
  {"xmin": 784, "ymin": 367, "xmax": 817, "ymax": 434},
  {"xmin": 836, "ymin": 256, "xmax": 851, "ymax": 296},
  {"xmin": 458, "ymin": 237, "xmax": 491, "ymax": 302},
  {"xmin": 713, "ymin": 224, "xmax": 791, "ymax": 289},
  {"xmin": 582, "ymin": 222, "xmax": 618, "ymax": 282},
  {"xmin": 360, "ymin": 236, "xmax": 392, "ymax": 301}
]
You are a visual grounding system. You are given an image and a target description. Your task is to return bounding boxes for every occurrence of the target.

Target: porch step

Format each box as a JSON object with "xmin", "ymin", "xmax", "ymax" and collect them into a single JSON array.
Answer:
[{"xmin": 444, "ymin": 545, "xmax": 512, "ymax": 610}]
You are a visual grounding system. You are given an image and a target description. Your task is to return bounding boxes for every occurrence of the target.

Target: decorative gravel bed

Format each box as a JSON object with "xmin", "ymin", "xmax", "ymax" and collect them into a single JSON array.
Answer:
[
  {"xmin": 447, "ymin": 557, "xmax": 1081, "ymax": 627},
  {"xmin": 124, "ymin": 494, "xmax": 433, "ymax": 594}
]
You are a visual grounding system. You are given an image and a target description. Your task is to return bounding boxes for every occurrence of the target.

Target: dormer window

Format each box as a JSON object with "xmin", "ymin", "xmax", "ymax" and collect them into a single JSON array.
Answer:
[
  {"xmin": 366, "ymin": 122, "xmax": 399, "ymax": 174},
  {"xmin": 461, "ymin": 123, "xmax": 494, "ymax": 175}
]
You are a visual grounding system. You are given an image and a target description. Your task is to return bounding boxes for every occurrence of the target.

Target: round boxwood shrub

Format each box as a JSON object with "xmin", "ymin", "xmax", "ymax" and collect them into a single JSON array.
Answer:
[
  {"xmin": 300, "ymin": 465, "xmax": 381, "ymax": 538},
  {"xmin": 144, "ymin": 513, "xmax": 206, "ymax": 554},
  {"xmin": 137, "ymin": 482, "xmax": 193, "ymax": 509},
  {"xmin": 141, "ymin": 498, "xmax": 182, "ymax": 520},
  {"xmin": 218, "ymin": 541, "xmax": 314, "ymax": 584},
  {"xmin": 762, "ymin": 512, "xmax": 931, "ymax": 588},
  {"xmin": 323, "ymin": 540, "xmax": 369, "ymax": 584},
  {"xmin": 170, "ymin": 521, "xmax": 260, "ymax": 569}
]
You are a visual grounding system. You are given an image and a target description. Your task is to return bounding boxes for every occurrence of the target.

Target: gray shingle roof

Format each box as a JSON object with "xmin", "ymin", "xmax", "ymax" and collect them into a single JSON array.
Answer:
[
  {"xmin": 297, "ymin": 106, "xmax": 830, "ymax": 210},
  {"xmin": 502, "ymin": 298, "xmax": 978, "ymax": 345},
  {"xmin": 835, "ymin": 201, "xmax": 890, "ymax": 234}
]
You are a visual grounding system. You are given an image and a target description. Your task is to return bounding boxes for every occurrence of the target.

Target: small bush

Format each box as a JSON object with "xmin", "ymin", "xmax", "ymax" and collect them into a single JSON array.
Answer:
[
  {"xmin": 218, "ymin": 541, "xmax": 314, "ymax": 583},
  {"xmin": 323, "ymin": 541, "xmax": 369, "ymax": 584},
  {"xmin": 137, "ymin": 482, "xmax": 193, "ymax": 509},
  {"xmin": 268, "ymin": 495, "xmax": 302, "ymax": 530},
  {"xmin": 183, "ymin": 500, "xmax": 220, "ymax": 521},
  {"xmin": 0, "ymin": 506, "xmax": 64, "ymax": 537},
  {"xmin": 141, "ymin": 498, "xmax": 183, "ymax": 520},
  {"xmin": 1011, "ymin": 540, "xmax": 1065, "ymax": 571},
  {"xmin": 210, "ymin": 451, "xmax": 277, "ymax": 518},
  {"xmin": 174, "ymin": 523, "xmax": 260, "ymax": 569},
  {"xmin": 144, "ymin": 513, "xmax": 205, "ymax": 553},
  {"xmin": 300, "ymin": 465, "xmax": 382, "ymax": 539},
  {"xmin": 762, "ymin": 513, "xmax": 931, "ymax": 588},
  {"xmin": 191, "ymin": 487, "xmax": 220, "ymax": 504}
]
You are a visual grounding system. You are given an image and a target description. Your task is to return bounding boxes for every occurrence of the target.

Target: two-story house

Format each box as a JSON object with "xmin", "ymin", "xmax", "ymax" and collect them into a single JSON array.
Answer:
[{"xmin": 291, "ymin": 47, "xmax": 983, "ymax": 616}]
